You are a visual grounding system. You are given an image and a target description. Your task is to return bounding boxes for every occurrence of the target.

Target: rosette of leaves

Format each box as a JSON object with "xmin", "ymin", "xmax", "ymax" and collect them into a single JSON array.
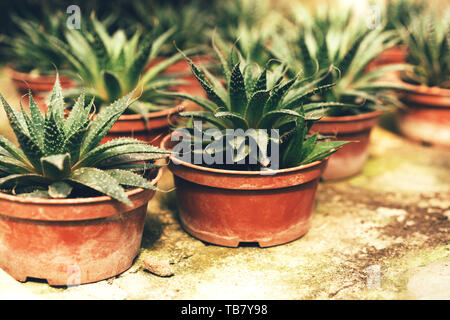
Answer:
[
  {"xmin": 163, "ymin": 47, "xmax": 348, "ymax": 170},
  {"xmin": 50, "ymin": 15, "xmax": 198, "ymax": 117},
  {"xmin": 0, "ymin": 76, "xmax": 170, "ymax": 205},
  {"xmin": 399, "ymin": 11, "xmax": 450, "ymax": 89},
  {"xmin": 271, "ymin": 6, "xmax": 410, "ymax": 116}
]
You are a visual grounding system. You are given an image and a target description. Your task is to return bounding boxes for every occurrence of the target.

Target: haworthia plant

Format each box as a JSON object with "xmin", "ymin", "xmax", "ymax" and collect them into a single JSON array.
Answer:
[
  {"xmin": 212, "ymin": 0, "xmax": 285, "ymax": 66},
  {"xmin": 1, "ymin": 12, "xmax": 68, "ymax": 74},
  {"xmin": 271, "ymin": 5, "xmax": 411, "ymax": 116},
  {"xmin": 162, "ymin": 46, "xmax": 348, "ymax": 170},
  {"xmin": 0, "ymin": 76, "xmax": 171, "ymax": 206},
  {"xmin": 383, "ymin": 0, "xmax": 428, "ymax": 32},
  {"xmin": 400, "ymin": 10, "xmax": 450, "ymax": 89},
  {"xmin": 129, "ymin": 0, "xmax": 212, "ymax": 57},
  {"xmin": 49, "ymin": 15, "xmax": 200, "ymax": 118}
]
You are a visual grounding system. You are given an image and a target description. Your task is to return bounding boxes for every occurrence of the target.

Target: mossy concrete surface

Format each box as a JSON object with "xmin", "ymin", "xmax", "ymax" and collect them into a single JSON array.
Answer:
[{"xmin": 0, "ymin": 69, "xmax": 449, "ymax": 300}]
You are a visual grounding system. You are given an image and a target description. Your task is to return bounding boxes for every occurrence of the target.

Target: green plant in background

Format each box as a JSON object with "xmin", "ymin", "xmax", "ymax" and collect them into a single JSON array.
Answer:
[
  {"xmin": 0, "ymin": 76, "xmax": 170, "ymax": 205},
  {"xmin": 212, "ymin": 0, "xmax": 285, "ymax": 66},
  {"xmin": 271, "ymin": 5, "xmax": 410, "ymax": 116},
  {"xmin": 50, "ymin": 15, "xmax": 198, "ymax": 117},
  {"xmin": 129, "ymin": 0, "xmax": 212, "ymax": 57},
  {"xmin": 271, "ymin": 7, "xmax": 408, "ymax": 116},
  {"xmin": 1, "ymin": 12, "xmax": 68, "ymax": 74},
  {"xmin": 164, "ymin": 46, "xmax": 348, "ymax": 170},
  {"xmin": 399, "ymin": 10, "xmax": 450, "ymax": 88},
  {"xmin": 382, "ymin": 0, "xmax": 428, "ymax": 32}
]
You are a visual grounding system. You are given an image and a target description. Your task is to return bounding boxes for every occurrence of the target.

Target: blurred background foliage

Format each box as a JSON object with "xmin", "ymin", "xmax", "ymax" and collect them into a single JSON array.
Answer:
[
  {"xmin": 0, "ymin": 0, "xmax": 448, "ymax": 135},
  {"xmin": 0, "ymin": 0, "xmax": 445, "ymax": 64}
]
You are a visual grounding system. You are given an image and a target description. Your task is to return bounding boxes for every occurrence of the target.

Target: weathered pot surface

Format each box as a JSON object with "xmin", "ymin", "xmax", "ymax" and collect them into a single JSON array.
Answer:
[
  {"xmin": 0, "ymin": 168, "xmax": 163, "ymax": 286},
  {"xmin": 397, "ymin": 82, "xmax": 450, "ymax": 148},
  {"xmin": 161, "ymin": 134, "xmax": 328, "ymax": 248},
  {"xmin": 103, "ymin": 105, "xmax": 183, "ymax": 146},
  {"xmin": 310, "ymin": 110, "xmax": 382, "ymax": 181},
  {"xmin": 6, "ymin": 67, "xmax": 74, "ymax": 93}
]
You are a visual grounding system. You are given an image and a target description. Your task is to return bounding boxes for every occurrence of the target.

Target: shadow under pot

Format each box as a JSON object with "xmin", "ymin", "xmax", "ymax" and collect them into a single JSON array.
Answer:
[
  {"xmin": 161, "ymin": 134, "xmax": 328, "ymax": 248},
  {"xmin": 0, "ymin": 168, "xmax": 162, "ymax": 286},
  {"xmin": 397, "ymin": 83, "xmax": 450, "ymax": 148},
  {"xmin": 6, "ymin": 67, "xmax": 74, "ymax": 94},
  {"xmin": 102, "ymin": 105, "xmax": 182, "ymax": 147},
  {"xmin": 309, "ymin": 110, "xmax": 382, "ymax": 181}
]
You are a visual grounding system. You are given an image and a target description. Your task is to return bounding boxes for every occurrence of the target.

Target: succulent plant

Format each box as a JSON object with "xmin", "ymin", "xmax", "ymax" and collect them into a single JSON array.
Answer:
[
  {"xmin": 164, "ymin": 46, "xmax": 348, "ymax": 170},
  {"xmin": 50, "ymin": 15, "xmax": 198, "ymax": 117},
  {"xmin": 129, "ymin": 0, "xmax": 212, "ymax": 57},
  {"xmin": 272, "ymin": 6, "xmax": 410, "ymax": 116},
  {"xmin": 0, "ymin": 76, "xmax": 170, "ymax": 205},
  {"xmin": 400, "ymin": 10, "xmax": 450, "ymax": 88},
  {"xmin": 1, "ymin": 12, "xmax": 68, "ymax": 73},
  {"xmin": 383, "ymin": 0, "xmax": 428, "ymax": 32},
  {"xmin": 212, "ymin": 0, "xmax": 285, "ymax": 66}
]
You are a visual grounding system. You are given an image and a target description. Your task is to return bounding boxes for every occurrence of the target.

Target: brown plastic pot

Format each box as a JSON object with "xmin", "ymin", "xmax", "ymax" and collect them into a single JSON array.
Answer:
[
  {"xmin": 6, "ymin": 67, "xmax": 74, "ymax": 94},
  {"xmin": 397, "ymin": 83, "xmax": 450, "ymax": 147},
  {"xmin": 310, "ymin": 110, "xmax": 382, "ymax": 181},
  {"xmin": 0, "ymin": 168, "xmax": 162, "ymax": 286},
  {"xmin": 365, "ymin": 45, "xmax": 407, "ymax": 72},
  {"xmin": 161, "ymin": 134, "xmax": 328, "ymax": 248},
  {"xmin": 102, "ymin": 105, "xmax": 183, "ymax": 146}
]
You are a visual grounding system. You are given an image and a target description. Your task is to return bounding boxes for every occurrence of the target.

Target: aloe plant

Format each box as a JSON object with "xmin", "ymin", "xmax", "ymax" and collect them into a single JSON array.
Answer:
[
  {"xmin": 399, "ymin": 10, "xmax": 450, "ymax": 89},
  {"xmin": 272, "ymin": 6, "xmax": 410, "ymax": 116},
  {"xmin": 50, "ymin": 15, "xmax": 198, "ymax": 117},
  {"xmin": 0, "ymin": 76, "xmax": 170, "ymax": 205},
  {"xmin": 163, "ymin": 46, "xmax": 348, "ymax": 170}
]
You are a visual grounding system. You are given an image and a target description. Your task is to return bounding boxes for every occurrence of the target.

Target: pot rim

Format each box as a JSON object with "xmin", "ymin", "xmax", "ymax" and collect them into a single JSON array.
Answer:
[
  {"xmin": 5, "ymin": 66, "xmax": 73, "ymax": 82},
  {"xmin": 117, "ymin": 104, "xmax": 184, "ymax": 121},
  {"xmin": 161, "ymin": 133, "xmax": 325, "ymax": 176},
  {"xmin": 318, "ymin": 109, "xmax": 383, "ymax": 123},
  {"xmin": 0, "ymin": 166, "xmax": 163, "ymax": 206},
  {"xmin": 400, "ymin": 79, "xmax": 450, "ymax": 97},
  {"xmin": 152, "ymin": 54, "xmax": 215, "ymax": 63}
]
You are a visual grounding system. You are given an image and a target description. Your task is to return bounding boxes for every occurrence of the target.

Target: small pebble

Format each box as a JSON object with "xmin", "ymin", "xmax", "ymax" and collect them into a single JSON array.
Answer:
[{"xmin": 143, "ymin": 256, "xmax": 175, "ymax": 277}]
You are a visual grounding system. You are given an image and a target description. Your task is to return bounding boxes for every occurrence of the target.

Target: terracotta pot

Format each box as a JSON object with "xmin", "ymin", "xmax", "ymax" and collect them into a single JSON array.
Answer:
[
  {"xmin": 102, "ymin": 105, "xmax": 183, "ymax": 146},
  {"xmin": 0, "ymin": 168, "xmax": 163, "ymax": 286},
  {"xmin": 6, "ymin": 67, "xmax": 74, "ymax": 94},
  {"xmin": 161, "ymin": 134, "xmax": 328, "ymax": 248},
  {"xmin": 397, "ymin": 83, "xmax": 450, "ymax": 147},
  {"xmin": 310, "ymin": 110, "xmax": 382, "ymax": 181},
  {"xmin": 365, "ymin": 45, "xmax": 408, "ymax": 72},
  {"xmin": 145, "ymin": 55, "xmax": 213, "ymax": 97}
]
